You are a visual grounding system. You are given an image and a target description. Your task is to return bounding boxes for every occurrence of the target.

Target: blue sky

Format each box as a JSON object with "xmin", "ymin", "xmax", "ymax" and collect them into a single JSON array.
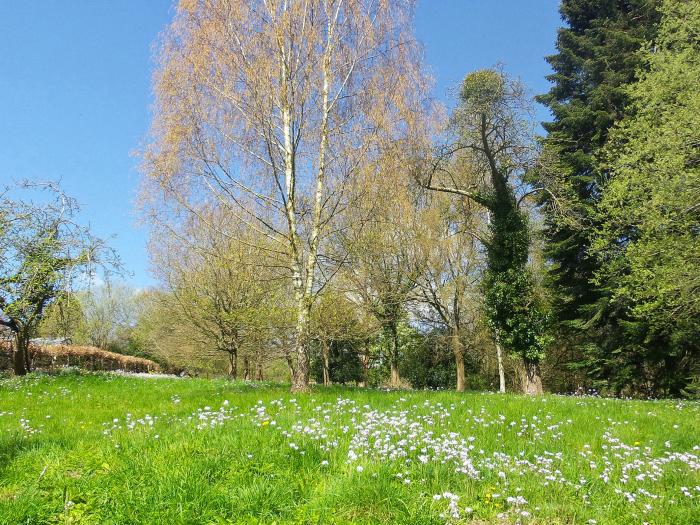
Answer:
[{"xmin": 0, "ymin": 0, "xmax": 561, "ymax": 289}]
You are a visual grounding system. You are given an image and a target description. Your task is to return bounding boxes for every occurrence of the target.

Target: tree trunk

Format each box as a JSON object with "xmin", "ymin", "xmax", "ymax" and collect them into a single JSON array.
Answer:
[
  {"xmin": 283, "ymin": 348, "xmax": 295, "ymax": 379},
  {"xmin": 256, "ymin": 361, "xmax": 264, "ymax": 381},
  {"xmin": 496, "ymin": 341, "xmax": 506, "ymax": 393},
  {"xmin": 13, "ymin": 330, "xmax": 29, "ymax": 376},
  {"xmin": 389, "ymin": 325, "xmax": 400, "ymax": 387},
  {"xmin": 451, "ymin": 327, "xmax": 465, "ymax": 392},
  {"xmin": 243, "ymin": 356, "xmax": 250, "ymax": 381},
  {"xmin": 24, "ymin": 338, "xmax": 31, "ymax": 373},
  {"xmin": 227, "ymin": 350, "xmax": 237, "ymax": 379},
  {"xmin": 291, "ymin": 304, "xmax": 311, "ymax": 392},
  {"xmin": 521, "ymin": 359, "xmax": 543, "ymax": 395},
  {"xmin": 322, "ymin": 340, "xmax": 331, "ymax": 387},
  {"xmin": 359, "ymin": 345, "xmax": 370, "ymax": 388}
]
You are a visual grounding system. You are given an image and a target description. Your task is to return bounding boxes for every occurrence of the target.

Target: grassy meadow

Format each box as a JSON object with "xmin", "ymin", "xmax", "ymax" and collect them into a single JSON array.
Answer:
[{"xmin": 0, "ymin": 372, "xmax": 698, "ymax": 525}]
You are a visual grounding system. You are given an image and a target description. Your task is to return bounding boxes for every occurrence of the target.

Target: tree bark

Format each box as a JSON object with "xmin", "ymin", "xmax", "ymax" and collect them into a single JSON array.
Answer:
[
  {"xmin": 496, "ymin": 341, "xmax": 506, "ymax": 393},
  {"xmin": 283, "ymin": 349, "xmax": 294, "ymax": 379},
  {"xmin": 322, "ymin": 340, "xmax": 331, "ymax": 387},
  {"xmin": 227, "ymin": 350, "xmax": 237, "ymax": 379},
  {"xmin": 359, "ymin": 345, "xmax": 370, "ymax": 388},
  {"xmin": 13, "ymin": 330, "xmax": 29, "ymax": 376},
  {"xmin": 291, "ymin": 304, "xmax": 311, "ymax": 392},
  {"xmin": 256, "ymin": 361, "xmax": 264, "ymax": 381},
  {"xmin": 389, "ymin": 324, "xmax": 401, "ymax": 387},
  {"xmin": 243, "ymin": 356, "xmax": 250, "ymax": 381},
  {"xmin": 451, "ymin": 327, "xmax": 465, "ymax": 392},
  {"xmin": 521, "ymin": 359, "xmax": 543, "ymax": 395}
]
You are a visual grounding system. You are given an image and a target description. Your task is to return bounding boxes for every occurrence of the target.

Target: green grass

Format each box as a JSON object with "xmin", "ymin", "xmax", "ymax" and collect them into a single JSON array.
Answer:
[{"xmin": 0, "ymin": 372, "xmax": 698, "ymax": 525}]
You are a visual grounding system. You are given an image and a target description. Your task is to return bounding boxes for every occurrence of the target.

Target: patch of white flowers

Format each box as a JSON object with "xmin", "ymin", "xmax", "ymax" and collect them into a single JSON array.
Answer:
[{"xmin": 86, "ymin": 392, "xmax": 700, "ymax": 524}]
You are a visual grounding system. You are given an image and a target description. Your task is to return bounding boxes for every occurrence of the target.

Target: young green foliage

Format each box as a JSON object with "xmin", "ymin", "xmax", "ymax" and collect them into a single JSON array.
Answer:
[{"xmin": 593, "ymin": 0, "xmax": 700, "ymax": 395}]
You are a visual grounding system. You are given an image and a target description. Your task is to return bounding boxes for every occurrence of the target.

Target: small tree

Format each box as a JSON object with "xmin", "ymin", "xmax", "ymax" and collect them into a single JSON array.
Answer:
[
  {"xmin": 310, "ymin": 290, "xmax": 365, "ymax": 386},
  {"xmin": 415, "ymin": 194, "xmax": 486, "ymax": 392},
  {"xmin": 0, "ymin": 182, "xmax": 116, "ymax": 375},
  {"xmin": 150, "ymin": 210, "xmax": 290, "ymax": 379},
  {"xmin": 38, "ymin": 291, "xmax": 85, "ymax": 342}
]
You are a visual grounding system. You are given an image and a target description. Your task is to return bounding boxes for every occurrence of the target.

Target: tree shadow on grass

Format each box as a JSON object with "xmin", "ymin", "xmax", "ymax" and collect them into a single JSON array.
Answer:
[
  {"xmin": 0, "ymin": 435, "xmax": 70, "ymax": 480},
  {"xmin": 0, "ymin": 436, "xmax": 33, "ymax": 477}
]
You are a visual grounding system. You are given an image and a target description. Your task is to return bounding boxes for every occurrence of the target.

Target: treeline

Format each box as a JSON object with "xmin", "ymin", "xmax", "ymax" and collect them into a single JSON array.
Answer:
[
  {"xmin": 133, "ymin": 0, "xmax": 698, "ymax": 396},
  {"xmin": 132, "ymin": 0, "xmax": 549, "ymax": 394},
  {"xmin": 2, "ymin": 0, "xmax": 697, "ymax": 396}
]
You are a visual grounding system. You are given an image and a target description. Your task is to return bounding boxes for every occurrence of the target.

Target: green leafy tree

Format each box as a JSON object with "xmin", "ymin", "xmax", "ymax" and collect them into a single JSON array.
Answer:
[
  {"xmin": 0, "ymin": 182, "xmax": 116, "ymax": 375},
  {"xmin": 149, "ymin": 209, "xmax": 291, "ymax": 379},
  {"xmin": 533, "ymin": 0, "xmax": 661, "ymax": 387},
  {"xmin": 78, "ymin": 284, "xmax": 139, "ymax": 352},
  {"xmin": 341, "ymin": 175, "xmax": 430, "ymax": 388},
  {"xmin": 310, "ymin": 291, "xmax": 366, "ymax": 386},
  {"xmin": 38, "ymin": 292, "xmax": 85, "ymax": 342},
  {"xmin": 415, "ymin": 193, "xmax": 486, "ymax": 392},
  {"xmin": 592, "ymin": 0, "xmax": 700, "ymax": 395}
]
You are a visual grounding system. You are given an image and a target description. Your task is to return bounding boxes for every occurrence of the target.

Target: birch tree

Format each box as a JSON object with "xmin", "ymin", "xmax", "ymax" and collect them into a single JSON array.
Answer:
[{"xmin": 142, "ymin": 0, "xmax": 426, "ymax": 391}]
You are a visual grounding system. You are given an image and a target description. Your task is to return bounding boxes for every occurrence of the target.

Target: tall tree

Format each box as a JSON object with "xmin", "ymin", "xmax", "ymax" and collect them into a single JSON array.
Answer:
[
  {"xmin": 142, "ymin": 0, "xmax": 427, "ymax": 392},
  {"xmin": 423, "ymin": 69, "xmax": 550, "ymax": 394},
  {"xmin": 0, "ymin": 182, "xmax": 115, "ymax": 375},
  {"xmin": 592, "ymin": 0, "xmax": 700, "ymax": 395},
  {"xmin": 79, "ymin": 284, "xmax": 138, "ymax": 351},
  {"xmin": 532, "ymin": 0, "xmax": 661, "ymax": 388}
]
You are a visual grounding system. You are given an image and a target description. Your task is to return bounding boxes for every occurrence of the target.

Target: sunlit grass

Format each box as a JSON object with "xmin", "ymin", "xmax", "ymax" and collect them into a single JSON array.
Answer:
[{"xmin": 0, "ymin": 371, "xmax": 698, "ymax": 524}]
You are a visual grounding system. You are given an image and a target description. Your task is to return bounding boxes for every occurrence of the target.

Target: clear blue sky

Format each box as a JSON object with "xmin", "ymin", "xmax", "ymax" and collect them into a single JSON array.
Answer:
[{"xmin": 0, "ymin": 0, "xmax": 561, "ymax": 289}]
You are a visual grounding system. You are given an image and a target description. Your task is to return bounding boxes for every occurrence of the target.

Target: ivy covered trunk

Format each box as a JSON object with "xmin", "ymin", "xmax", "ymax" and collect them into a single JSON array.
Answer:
[{"xmin": 482, "ymin": 155, "xmax": 549, "ymax": 396}]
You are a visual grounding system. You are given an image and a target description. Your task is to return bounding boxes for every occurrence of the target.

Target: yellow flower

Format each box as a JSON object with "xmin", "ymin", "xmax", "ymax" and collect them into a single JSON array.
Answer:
[{"xmin": 262, "ymin": 420, "xmax": 270, "ymax": 427}]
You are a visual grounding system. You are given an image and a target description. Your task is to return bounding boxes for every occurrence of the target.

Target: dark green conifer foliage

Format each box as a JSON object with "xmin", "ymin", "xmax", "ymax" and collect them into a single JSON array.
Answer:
[{"xmin": 534, "ymin": 0, "xmax": 661, "ymax": 391}]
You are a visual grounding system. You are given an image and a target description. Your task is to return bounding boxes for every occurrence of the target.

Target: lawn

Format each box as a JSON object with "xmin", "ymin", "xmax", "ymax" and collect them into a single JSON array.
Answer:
[{"xmin": 0, "ymin": 372, "xmax": 698, "ymax": 524}]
